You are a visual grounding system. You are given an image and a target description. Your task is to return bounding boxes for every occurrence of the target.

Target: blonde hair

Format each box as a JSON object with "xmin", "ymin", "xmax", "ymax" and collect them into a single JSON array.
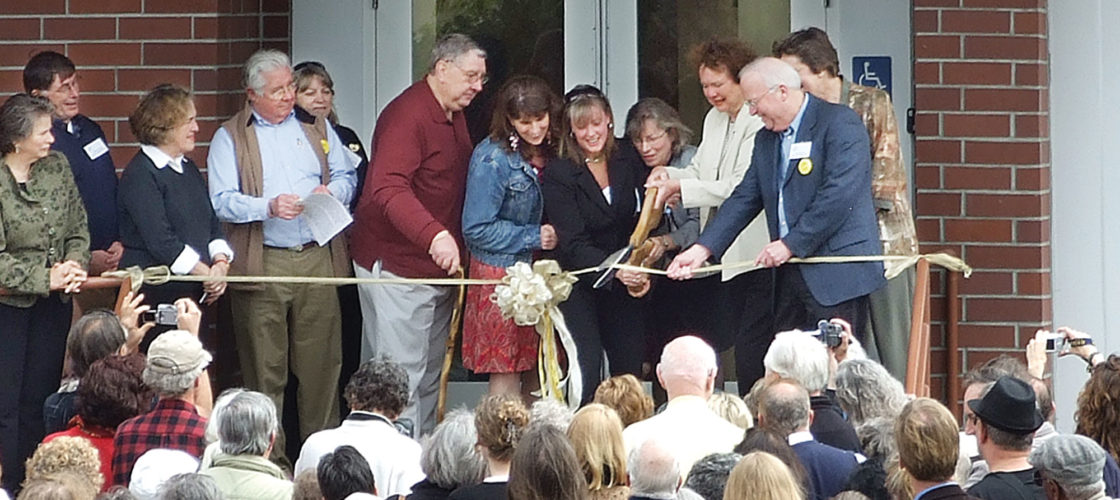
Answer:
[
  {"xmin": 560, "ymin": 86, "xmax": 615, "ymax": 164},
  {"xmin": 475, "ymin": 394, "xmax": 530, "ymax": 462},
  {"xmin": 567, "ymin": 404, "xmax": 627, "ymax": 491},
  {"xmin": 707, "ymin": 392, "xmax": 753, "ymax": 429},
  {"xmin": 24, "ymin": 437, "xmax": 104, "ymax": 493},
  {"xmin": 593, "ymin": 375, "xmax": 653, "ymax": 427},
  {"xmin": 723, "ymin": 452, "xmax": 804, "ymax": 500}
]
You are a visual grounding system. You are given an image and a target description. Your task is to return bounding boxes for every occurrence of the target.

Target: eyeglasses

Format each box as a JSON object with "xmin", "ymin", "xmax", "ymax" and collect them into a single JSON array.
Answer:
[
  {"xmin": 265, "ymin": 82, "xmax": 297, "ymax": 101},
  {"xmin": 451, "ymin": 61, "xmax": 489, "ymax": 85},
  {"xmin": 636, "ymin": 130, "xmax": 668, "ymax": 148},
  {"xmin": 49, "ymin": 76, "xmax": 80, "ymax": 96},
  {"xmin": 746, "ymin": 85, "xmax": 780, "ymax": 109}
]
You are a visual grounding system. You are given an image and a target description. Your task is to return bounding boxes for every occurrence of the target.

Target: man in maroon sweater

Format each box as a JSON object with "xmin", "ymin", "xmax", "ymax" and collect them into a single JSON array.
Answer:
[{"xmin": 349, "ymin": 33, "xmax": 486, "ymax": 436}]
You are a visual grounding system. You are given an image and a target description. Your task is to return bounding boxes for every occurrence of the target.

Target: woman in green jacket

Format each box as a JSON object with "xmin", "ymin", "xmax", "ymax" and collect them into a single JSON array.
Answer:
[{"xmin": 0, "ymin": 94, "xmax": 90, "ymax": 492}]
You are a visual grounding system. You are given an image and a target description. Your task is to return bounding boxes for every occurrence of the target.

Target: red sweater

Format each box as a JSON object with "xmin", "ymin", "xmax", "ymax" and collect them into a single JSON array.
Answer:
[
  {"xmin": 44, "ymin": 419, "xmax": 116, "ymax": 492},
  {"xmin": 351, "ymin": 79, "xmax": 472, "ymax": 278}
]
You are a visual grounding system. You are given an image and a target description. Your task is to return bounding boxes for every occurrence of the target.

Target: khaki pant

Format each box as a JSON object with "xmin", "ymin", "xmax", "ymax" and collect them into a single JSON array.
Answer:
[{"xmin": 230, "ymin": 246, "xmax": 341, "ymax": 459}]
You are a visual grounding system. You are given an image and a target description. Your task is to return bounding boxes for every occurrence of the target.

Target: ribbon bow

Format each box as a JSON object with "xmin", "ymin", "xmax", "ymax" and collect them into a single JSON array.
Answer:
[{"xmin": 492, "ymin": 260, "xmax": 581, "ymax": 409}]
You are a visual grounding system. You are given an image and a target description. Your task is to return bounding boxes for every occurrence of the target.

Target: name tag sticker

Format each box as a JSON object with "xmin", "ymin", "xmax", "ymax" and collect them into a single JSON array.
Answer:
[
  {"xmin": 83, "ymin": 138, "xmax": 109, "ymax": 160},
  {"xmin": 790, "ymin": 141, "xmax": 812, "ymax": 160}
]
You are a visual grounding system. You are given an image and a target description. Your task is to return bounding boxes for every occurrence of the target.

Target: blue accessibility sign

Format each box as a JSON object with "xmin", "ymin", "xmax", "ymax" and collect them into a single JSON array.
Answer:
[{"xmin": 852, "ymin": 56, "xmax": 892, "ymax": 96}]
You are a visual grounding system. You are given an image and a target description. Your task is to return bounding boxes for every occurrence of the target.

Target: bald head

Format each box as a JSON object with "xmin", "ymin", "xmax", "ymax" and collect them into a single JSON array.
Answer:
[
  {"xmin": 657, "ymin": 336, "xmax": 718, "ymax": 399},
  {"xmin": 628, "ymin": 438, "xmax": 681, "ymax": 497},
  {"xmin": 758, "ymin": 381, "xmax": 811, "ymax": 437}
]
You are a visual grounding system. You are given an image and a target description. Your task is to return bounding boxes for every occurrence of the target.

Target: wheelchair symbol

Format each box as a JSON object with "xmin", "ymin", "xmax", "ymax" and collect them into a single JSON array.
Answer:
[{"xmin": 858, "ymin": 61, "xmax": 885, "ymax": 89}]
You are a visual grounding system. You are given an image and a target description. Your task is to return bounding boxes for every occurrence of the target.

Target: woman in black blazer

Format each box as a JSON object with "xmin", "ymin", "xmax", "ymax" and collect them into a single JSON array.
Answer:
[
  {"xmin": 541, "ymin": 85, "xmax": 646, "ymax": 405},
  {"xmin": 118, "ymin": 84, "xmax": 230, "ymax": 325}
]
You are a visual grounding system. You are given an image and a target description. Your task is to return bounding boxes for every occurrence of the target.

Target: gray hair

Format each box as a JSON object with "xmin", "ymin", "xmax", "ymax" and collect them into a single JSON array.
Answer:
[
  {"xmin": 856, "ymin": 417, "xmax": 897, "ymax": 460},
  {"xmin": 763, "ymin": 330, "xmax": 830, "ymax": 393},
  {"xmin": 625, "ymin": 97, "xmax": 693, "ymax": 156},
  {"xmin": 205, "ymin": 387, "xmax": 247, "ymax": 444},
  {"xmin": 0, "ymin": 93, "xmax": 54, "ymax": 155},
  {"xmin": 244, "ymin": 49, "xmax": 291, "ymax": 93},
  {"xmin": 426, "ymin": 33, "xmax": 486, "ymax": 74},
  {"xmin": 1030, "ymin": 434, "xmax": 1108, "ymax": 500},
  {"xmin": 835, "ymin": 359, "xmax": 908, "ymax": 425},
  {"xmin": 217, "ymin": 391, "xmax": 278, "ymax": 456},
  {"xmin": 528, "ymin": 398, "xmax": 574, "ymax": 433},
  {"xmin": 628, "ymin": 438, "xmax": 681, "ymax": 499},
  {"xmin": 759, "ymin": 382, "xmax": 811, "ymax": 438},
  {"xmin": 419, "ymin": 408, "xmax": 486, "ymax": 489},
  {"xmin": 683, "ymin": 452, "xmax": 741, "ymax": 500},
  {"xmin": 157, "ymin": 473, "xmax": 223, "ymax": 500},
  {"xmin": 67, "ymin": 309, "xmax": 127, "ymax": 378},
  {"xmin": 738, "ymin": 56, "xmax": 802, "ymax": 90}
]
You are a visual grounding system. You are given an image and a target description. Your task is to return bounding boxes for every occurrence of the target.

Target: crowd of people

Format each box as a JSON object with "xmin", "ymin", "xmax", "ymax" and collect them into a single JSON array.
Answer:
[{"xmin": 0, "ymin": 24, "xmax": 1113, "ymax": 500}]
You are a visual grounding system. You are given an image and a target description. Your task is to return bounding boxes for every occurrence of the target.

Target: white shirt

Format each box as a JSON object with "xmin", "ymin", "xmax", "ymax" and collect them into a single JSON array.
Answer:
[
  {"xmin": 294, "ymin": 413, "xmax": 424, "ymax": 498},
  {"xmin": 622, "ymin": 395, "xmax": 745, "ymax": 478}
]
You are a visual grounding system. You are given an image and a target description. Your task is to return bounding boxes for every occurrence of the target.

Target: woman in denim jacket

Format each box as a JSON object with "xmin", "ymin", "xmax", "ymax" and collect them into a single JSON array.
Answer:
[{"xmin": 461, "ymin": 76, "xmax": 561, "ymax": 398}]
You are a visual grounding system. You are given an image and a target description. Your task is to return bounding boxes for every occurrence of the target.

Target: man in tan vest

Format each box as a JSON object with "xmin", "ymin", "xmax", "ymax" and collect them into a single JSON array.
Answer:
[{"xmin": 207, "ymin": 49, "xmax": 357, "ymax": 462}]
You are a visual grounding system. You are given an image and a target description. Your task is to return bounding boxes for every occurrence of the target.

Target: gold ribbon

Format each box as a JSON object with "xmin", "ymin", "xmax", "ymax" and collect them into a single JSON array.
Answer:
[
  {"xmin": 101, "ymin": 252, "xmax": 970, "ymax": 288},
  {"xmin": 491, "ymin": 261, "xmax": 581, "ymax": 410}
]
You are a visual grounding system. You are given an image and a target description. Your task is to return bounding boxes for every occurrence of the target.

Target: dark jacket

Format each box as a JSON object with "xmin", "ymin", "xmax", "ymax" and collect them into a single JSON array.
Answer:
[
  {"xmin": 792, "ymin": 439, "xmax": 860, "ymax": 500},
  {"xmin": 696, "ymin": 94, "xmax": 885, "ymax": 306},
  {"xmin": 810, "ymin": 394, "xmax": 861, "ymax": 452}
]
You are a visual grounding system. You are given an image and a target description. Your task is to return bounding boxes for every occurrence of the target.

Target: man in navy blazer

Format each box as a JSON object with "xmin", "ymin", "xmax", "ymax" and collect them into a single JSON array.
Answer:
[{"xmin": 669, "ymin": 56, "xmax": 885, "ymax": 334}]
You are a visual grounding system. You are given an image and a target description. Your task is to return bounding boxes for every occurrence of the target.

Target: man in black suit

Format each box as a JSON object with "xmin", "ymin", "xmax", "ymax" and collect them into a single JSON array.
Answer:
[
  {"xmin": 668, "ymin": 56, "xmax": 885, "ymax": 336},
  {"xmin": 897, "ymin": 398, "xmax": 979, "ymax": 500}
]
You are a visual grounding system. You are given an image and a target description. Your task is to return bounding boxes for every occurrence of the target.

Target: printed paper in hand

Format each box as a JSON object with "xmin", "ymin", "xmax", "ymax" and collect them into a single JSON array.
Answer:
[{"xmin": 300, "ymin": 193, "xmax": 353, "ymax": 246}]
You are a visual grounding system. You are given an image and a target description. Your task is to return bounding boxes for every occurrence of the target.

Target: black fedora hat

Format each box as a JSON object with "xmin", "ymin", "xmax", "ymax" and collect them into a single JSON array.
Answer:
[{"xmin": 967, "ymin": 376, "xmax": 1044, "ymax": 433}]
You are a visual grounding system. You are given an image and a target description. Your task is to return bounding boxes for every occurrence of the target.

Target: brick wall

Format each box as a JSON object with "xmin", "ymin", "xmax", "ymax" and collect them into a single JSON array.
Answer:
[
  {"xmin": 0, "ymin": 0, "xmax": 291, "ymax": 170},
  {"xmin": 913, "ymin": 0, "xmax": 1051, "ymax": 401}
]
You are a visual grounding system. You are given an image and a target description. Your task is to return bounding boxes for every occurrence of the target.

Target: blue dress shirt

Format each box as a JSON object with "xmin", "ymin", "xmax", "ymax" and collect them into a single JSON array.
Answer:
[
  {"xmin": 778, "ymin": 94, "xmax": 811, "ymax": 238},
  {"xmin": 208, "ymin": 110, "xmax": 356, "ymax": 248}
]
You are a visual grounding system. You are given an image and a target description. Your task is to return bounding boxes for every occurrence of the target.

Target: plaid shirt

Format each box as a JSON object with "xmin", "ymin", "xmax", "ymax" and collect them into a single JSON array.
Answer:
[{"xmin": 111, "ymin": 398, "xmax": 207, "ymax": 486}]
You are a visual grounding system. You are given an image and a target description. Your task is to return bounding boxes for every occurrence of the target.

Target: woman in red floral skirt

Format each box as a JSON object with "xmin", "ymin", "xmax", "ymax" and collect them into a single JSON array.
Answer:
[{"xmin": 461, "ymin": 76, "xmax": 561, "ymax": 398}]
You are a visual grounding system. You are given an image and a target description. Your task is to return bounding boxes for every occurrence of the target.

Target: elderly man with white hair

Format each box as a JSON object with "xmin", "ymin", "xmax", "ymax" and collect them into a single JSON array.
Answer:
[
  {"xmin": 622, "ymin": 336, "xmax": 743, "ymax": 478},
  {"xmin": 208, "ymin": 48, "xmax": 357, "ymax": 460},
  {"xmin": 1031, "ymin": 434, "xmax": 1115, "ymax": 500},
  {"xmin": 764, "ymin": 329, "xmax": 860, "ymax": 451},
  {"xmin": 628, "ymin": 438, "xmax": 682, "ymax": 500},
  {"xmin": 668, "ymin": 56, "xmax": 884, "ymax": 356},
  {"xmin": 201, "ymin": 391, "xmax": 293, "ymax": 499}
]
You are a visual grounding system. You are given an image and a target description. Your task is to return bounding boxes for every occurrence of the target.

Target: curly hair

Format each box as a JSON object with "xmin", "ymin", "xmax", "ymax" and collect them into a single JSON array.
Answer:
[
  {"xmin": 689, "ymin": 37, "xmax": 757, "ymax": 83},
  {"xmin": 24, "ymin": 436, "xmax": 104, "ymax": 492},
  {"xmin": 593, "ymin": 374, "xmax": 653, "ymax": 427},
  {"xmin": 344, "ymin": 357, "xmax": 409, "ymax": 418},
  {"xmin": 75, "ymin": 354, "xmax": 152, "ymax": 430},
  {"xmin": 474, "ymin": 393, "xmax": 530, "ymax": 462},
  {"xmin": 1075, "ymin": 354, "xmax": 1120, "ymax": 463}
]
